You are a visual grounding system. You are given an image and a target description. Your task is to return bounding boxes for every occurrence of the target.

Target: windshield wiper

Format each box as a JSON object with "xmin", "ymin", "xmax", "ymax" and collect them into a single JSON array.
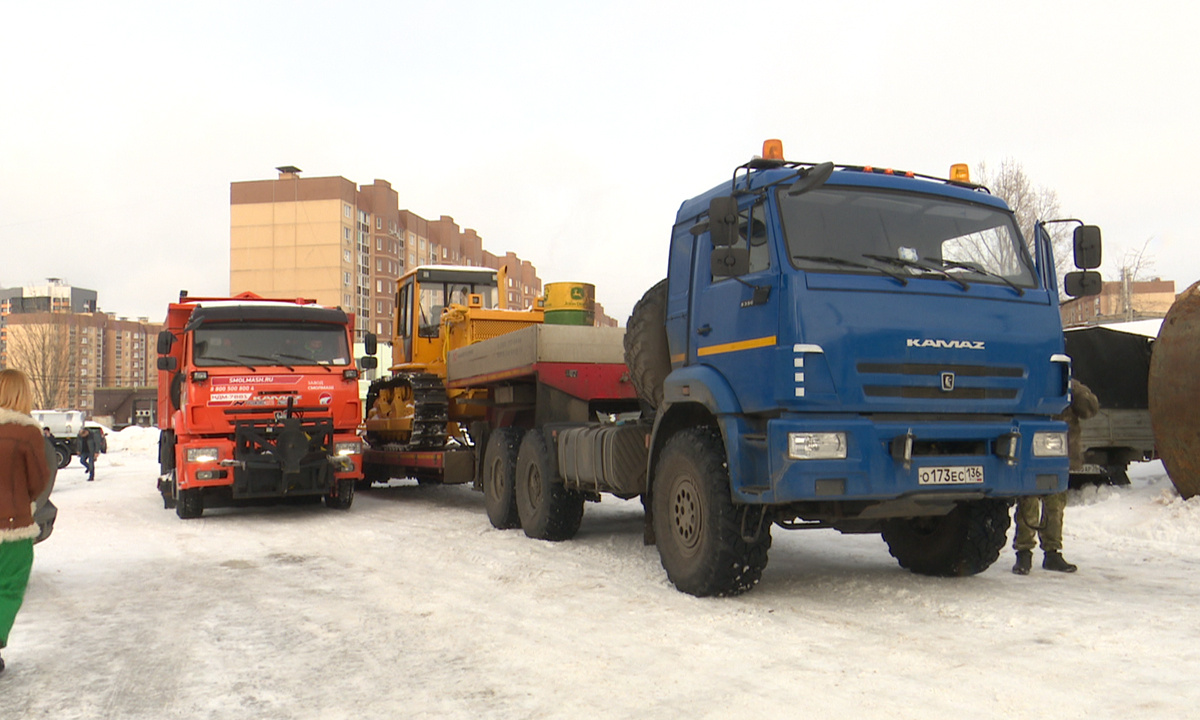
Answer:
[
  {"xmin": 938, "ymin": 260, "xmax": 1025, "ymax": 296},
  {"xmin": 202, "ymin": 355, "xmax": 257, "ymax": 371},
  {"xmin": 276, "ymin": 352, "xmax": 333, "ymax": 371},
  {"xmin": 240, "ymin": 354, "xmax": 294, "ymax": 371},
  {"xmin": 792, "ymin": 255, "xmax": 908, "ymax": 286},
  {"xmin": 862, "ymin": 253, "xmax": 970, "ymax": 292}
]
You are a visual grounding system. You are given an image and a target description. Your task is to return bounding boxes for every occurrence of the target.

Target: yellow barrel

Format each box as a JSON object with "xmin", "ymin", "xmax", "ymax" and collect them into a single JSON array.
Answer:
[{"xmin": 543, "ymin": 282, "xmax": 595, "ymax": 326}]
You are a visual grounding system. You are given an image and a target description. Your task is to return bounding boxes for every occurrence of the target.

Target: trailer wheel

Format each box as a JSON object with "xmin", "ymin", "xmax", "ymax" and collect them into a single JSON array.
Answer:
[
  {"xmin": 652, "ymin": 427, "xmax": 771, "ymax": 597},
  {"xmin": 54, "ymin": 443, "xmax": 70, "ymax": 469},
  {"xmin": 484, "ymin": 427, "xmax": 524, "ymax": 530},
  {"xmin": 176, "ymin": 488, "xmax": 203, "ymax": 519},
  {"xmin": 324, "ymin": 479, "xmax": 355, "ymax": 510},
  {"xmin": 624, "ymin": 278, "xmax": 670, "ymax": 410},
  {"xmin": 515, "ymin": 431, "xmax": 584, "ymax": 541},
  {"xmin": 881, "ymin": 499, "xmax": 1010, "ymax": 577}
]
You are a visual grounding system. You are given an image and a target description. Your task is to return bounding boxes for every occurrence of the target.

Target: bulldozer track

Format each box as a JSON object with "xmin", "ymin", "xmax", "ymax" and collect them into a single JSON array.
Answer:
[{"xmin": 366, "ymin": 372, "xmax": 449, "ymax": 451}]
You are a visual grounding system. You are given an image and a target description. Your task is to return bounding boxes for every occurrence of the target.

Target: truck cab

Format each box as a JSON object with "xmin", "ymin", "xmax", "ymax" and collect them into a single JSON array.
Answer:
[
  {"xmin": 642, "ymin": 142, "xmax": 1102, "ymax": 594},
  {"xmin": 156, "ymin": 293, "xmax": 365, "ymax": 518}
]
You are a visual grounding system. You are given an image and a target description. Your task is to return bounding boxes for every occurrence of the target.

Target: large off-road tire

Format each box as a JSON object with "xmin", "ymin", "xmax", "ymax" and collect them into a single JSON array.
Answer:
[
  {"xmin": 881, "ymin": 499, "xmax": 1011, "ymax": 577},
  {"xmin": 484, "ymin": 427, "xmax": 524, "ymax": 530},
  {"xmin": 624, "ymin": 278, "xmax": 671, "ymax": 410},
  {"xmin": 652, "ymin": 427, "xmax": 771, "ymax": 597},
  {"xmin": 515, "ymin": 431, "xmax": 584, "ymax": 541},
  {"xmin": 324, "ymin": 479, "xmax": 355, "ymax": 510},
  {"xmin": 176, "ymin": 488, "xmax": 204, "ymax": 519}
]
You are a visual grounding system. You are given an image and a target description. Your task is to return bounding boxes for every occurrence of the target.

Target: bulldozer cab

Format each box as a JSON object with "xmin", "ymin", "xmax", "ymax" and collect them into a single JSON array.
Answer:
[{"xmin": 394, "ymin": 266, "xmax": 501, "ymax": 366}]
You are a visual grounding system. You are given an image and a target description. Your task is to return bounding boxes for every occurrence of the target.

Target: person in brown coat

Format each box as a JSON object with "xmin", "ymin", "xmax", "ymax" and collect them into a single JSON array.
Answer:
[
  {"xmin": 1013, "ymin": 379, "xmax": 1100, "ymax": 575},
  {"xmin": 0, "ymin": 369, "xmax": 50, "ymax": 673}
]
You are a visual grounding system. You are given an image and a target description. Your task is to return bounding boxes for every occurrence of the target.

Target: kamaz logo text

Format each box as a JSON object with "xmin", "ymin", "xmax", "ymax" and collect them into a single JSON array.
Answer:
[{"xmin": 906, "ymin": 339, "xmax": 985, "ymax": 350}]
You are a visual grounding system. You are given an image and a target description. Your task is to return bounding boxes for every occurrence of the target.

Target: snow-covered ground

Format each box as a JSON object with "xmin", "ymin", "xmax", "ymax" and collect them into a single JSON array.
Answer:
[{"xmin": 5, "ymin": 427, "xmax": 1200, "ymax": 719}]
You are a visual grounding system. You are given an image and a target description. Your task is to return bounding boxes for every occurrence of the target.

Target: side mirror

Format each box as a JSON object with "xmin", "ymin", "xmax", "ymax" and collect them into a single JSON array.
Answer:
[
  {"xmin": 711, "ymin": 247, "xmax": 750, "ymax": 278},
  {"xmin": 364, "ymin": 332, "xmax": 378, "ymax": 356},
  {"xmin": 157, "ymin": 356, "xmax": 178, "ymax": 371},
  {"xmin": 157, "ymin": 330, "xmax": 175, "ymax": 355},
  {"xmin": 359, "ymin": 356, "xmax": 379, "ymax": 371},
  {"xmin": 1073, "ymin": 225, "xmax": 1102, "ymax": 269},
  {"xmin": 706, "ymin": 196, "xmax": 739, "ymax": 247},
  {"xmin": 787, "ymin": 162, "xmax": 835, "ymax": 196},
  {"xmin": 1064, "ymin": 270, "xmax": 1103, "ymax": 297}
]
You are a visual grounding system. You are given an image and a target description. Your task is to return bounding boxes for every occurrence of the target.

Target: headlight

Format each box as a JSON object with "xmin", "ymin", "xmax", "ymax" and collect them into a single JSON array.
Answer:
[
  {"xmin": 334, "ymin": 441, "xmax": 363, "ymax": 456},
  {"xmin": 186, "ymin": 447, "xmax": 220, "ymax": 464},
  {"xmin": 788, "ymin": 432, "xmax": 847, "ymax": 460},
  {"xmin": 1032, "ymin": 431, "xmax": 1068, "ymax": 457}
]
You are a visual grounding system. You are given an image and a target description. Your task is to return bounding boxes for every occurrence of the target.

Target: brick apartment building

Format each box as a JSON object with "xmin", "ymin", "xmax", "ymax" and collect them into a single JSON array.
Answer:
[
  {"xmin": 230, "ymin": 168, "xmax": 605, "ymax": 340},
  {"xmin": 1060, "ymin": 276, "xmax": 1177, "ymax": 327},
  {"xmin": 0, "ymin": 280, "xmax": 159, "ymax": 414}
]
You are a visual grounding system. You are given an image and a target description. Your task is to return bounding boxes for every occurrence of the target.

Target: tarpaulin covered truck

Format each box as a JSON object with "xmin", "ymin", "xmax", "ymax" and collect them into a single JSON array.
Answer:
[{"xmin": 155, "ymin": 292, "xmax": 369, "ymax": 518}]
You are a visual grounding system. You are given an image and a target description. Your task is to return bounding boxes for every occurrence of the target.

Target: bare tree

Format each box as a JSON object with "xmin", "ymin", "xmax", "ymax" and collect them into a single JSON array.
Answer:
[
  {"xmin": 1112, "ymin": 236, "xmax": 1157, "ymax": 283},
  {"xmin": 975, "ymin": 159, "xmax": 1073, "ymax": 281},
  {"xmin": 1110, "ymin": 236, "xmax": 1158, "ymax": 321},
  {"xmin": 6, "ymin": 313, "xmax": 72, "ymax": 409}
]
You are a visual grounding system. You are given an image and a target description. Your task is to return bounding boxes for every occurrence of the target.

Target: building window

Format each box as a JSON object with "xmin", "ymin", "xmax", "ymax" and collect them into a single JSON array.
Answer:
[
  {"xmin": 344, "ymin": 249, "xmax": 351, "ymax": 262},
  {"xmin": 344, "ymin": 272, "xmax": 351, "ymax": 286},
  {"xmin": 376, "ymin": 217, "xmax": 383, "ymax": 230},
  {"xmin": 344, "ymin": 204, "xmax": 352, "ymax": 218},
  {"xmin": 344, "ymin": 227, "xmax": 352, "ymax": 240}
]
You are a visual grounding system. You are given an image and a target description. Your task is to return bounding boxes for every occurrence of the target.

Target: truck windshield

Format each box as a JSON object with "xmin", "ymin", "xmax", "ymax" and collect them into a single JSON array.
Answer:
[
  {"xmin": 192, "ymin": 322, "xmax": 351, "ymax": 367},
  {"xmin": 779, "ymin": 188, "xmax": 1037, "ymax": 289}
]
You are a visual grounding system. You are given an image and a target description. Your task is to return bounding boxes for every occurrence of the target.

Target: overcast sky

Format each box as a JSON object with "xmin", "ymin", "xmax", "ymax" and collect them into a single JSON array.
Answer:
[{"xmin": 2, "ymin": 1, "xmax": 1197, "ymax": 323}]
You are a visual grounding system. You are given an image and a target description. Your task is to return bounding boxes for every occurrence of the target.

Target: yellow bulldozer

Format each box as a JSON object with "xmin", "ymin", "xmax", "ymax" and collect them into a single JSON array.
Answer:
[{"xmin": 364, "ymin": 265, "xmax": 544, "ymax": 450}]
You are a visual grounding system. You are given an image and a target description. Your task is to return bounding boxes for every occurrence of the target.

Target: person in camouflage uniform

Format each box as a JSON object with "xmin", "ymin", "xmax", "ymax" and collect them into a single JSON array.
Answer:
[{"xmin": 1013, "ymin": 379, "xmax": 1100, "ymax": 575}]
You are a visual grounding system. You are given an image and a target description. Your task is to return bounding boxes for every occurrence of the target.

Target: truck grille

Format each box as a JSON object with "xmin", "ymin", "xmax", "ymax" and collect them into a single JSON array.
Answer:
[{"xmin": 858, "ymin": 362, "xmax": 1022, "ymax": 401}]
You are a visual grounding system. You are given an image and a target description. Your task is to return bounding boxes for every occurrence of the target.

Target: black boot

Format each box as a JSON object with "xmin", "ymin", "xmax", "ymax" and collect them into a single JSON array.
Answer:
[
  {"xmin": 1012, "ymin": 550, "xmax": 1032, "ymax": 575},
  {"xmin": 1043, "ymin": 551, "xmax": 1077, "ymax": 573}
]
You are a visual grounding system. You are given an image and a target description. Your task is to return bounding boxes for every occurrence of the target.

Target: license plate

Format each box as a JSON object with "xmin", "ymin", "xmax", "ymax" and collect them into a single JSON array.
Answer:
[{"xmin": 917, "ymin": 465, "xmax": 984, "ymax": 485}]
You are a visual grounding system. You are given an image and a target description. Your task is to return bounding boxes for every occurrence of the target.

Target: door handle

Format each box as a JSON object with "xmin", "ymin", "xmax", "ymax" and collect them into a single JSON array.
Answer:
[{"xmin": 697, "ymin": 324, "xmax": 712, "ymax": 336}]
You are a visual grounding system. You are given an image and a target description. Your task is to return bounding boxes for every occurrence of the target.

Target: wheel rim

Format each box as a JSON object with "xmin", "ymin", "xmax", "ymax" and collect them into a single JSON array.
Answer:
[
  {"xmin": 487, "ymin": 456, "xmax": 507, "ymax": 503},
  {"xmin": 669, "ymin": 474, "xmax": 702, "ymax": 555},
  {"xmin": 525, "ymin": 463, "xmax": 543, "ymax": 511}
]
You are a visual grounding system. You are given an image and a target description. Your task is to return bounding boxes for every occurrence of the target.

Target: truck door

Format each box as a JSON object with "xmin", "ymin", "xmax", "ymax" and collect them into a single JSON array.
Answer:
[{"xmin": 690, "ymin": 199, "xmax": 781, "ymax": 413}]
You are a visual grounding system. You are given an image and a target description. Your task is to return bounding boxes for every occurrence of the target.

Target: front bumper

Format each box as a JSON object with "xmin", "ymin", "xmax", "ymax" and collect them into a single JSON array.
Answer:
[{"xmin": 724, "ymin": 414, "xmax": 1068, "ymax": 504}]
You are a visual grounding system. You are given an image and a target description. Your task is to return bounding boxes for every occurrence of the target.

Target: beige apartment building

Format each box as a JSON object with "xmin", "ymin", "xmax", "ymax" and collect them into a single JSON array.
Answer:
[
  {"xmin": 1060, "ymin": 277, "xmax": 1177, "ymax": 327},
  {"xmin": 230, "ymin": 168, "xmax": 560, "ymax": 340}
]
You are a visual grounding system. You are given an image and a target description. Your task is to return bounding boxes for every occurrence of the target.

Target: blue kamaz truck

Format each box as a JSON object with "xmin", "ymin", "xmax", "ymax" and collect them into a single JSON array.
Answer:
[{"xmin": 468, "ymin": 140, "xmax": 1102, "ymax": 597}]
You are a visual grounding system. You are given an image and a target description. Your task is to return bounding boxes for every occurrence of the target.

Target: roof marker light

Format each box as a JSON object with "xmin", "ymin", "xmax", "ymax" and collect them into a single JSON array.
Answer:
[
  {"xmin": 950, "ymin": 163, "xmax": 971, "ymax": 182},
  {"xmin": 762, "ymin": 139, "xmax": 784, "ymax": 160}
]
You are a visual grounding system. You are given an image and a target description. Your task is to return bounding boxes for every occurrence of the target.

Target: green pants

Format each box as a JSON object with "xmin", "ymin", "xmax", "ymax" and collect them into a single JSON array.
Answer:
[
  {"xmin": 1013, "ymin": 492, "xmax": 1067, "ymax": 553},
  {"xmin": 0, "ymin": 539, "xmax": 34, "ymax": 648}
]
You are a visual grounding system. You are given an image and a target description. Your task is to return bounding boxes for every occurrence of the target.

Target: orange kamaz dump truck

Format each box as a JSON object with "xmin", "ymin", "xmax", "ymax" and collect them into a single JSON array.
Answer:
[{"xmin": 155, "ymin": 292, "xmax": 372, "ymax": 518}]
